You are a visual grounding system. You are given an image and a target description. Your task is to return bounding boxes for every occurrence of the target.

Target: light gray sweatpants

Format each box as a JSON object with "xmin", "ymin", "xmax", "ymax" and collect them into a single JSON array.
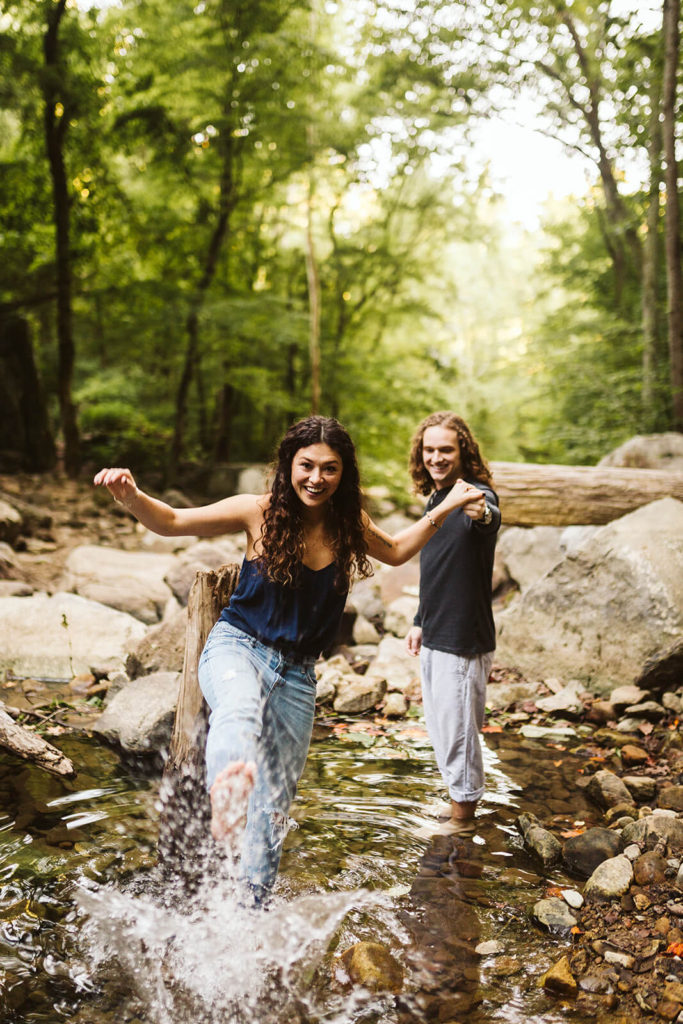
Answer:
[{"xmin": 420, "ymin": 646, "xmax": 494, "ymax": 804}]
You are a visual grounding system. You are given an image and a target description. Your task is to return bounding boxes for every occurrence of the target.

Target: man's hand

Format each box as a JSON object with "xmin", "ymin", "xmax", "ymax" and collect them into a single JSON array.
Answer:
[
  {"xmin": 462, "ymin": 495, "xmax": 487, "ymax": 520},
  {"xmin": 406, "ymin": 625, "xmax": 422, "ymax": 657}
]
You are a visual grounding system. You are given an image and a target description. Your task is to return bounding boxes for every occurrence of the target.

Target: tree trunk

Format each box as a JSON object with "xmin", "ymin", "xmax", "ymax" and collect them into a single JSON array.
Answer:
[
  {"xmin": 0, "ymin": 705, "xmax": 74, "ymax": 778},
  {"xmin": 157, "ymin": 564, "xmax": 239, "ymax": 885},
  {"xmin": 169, "ymin": 134, "xmax": 235, "ymax": 481},
  {"xmin": 43, "ymin": 0, "xmax": 80, "ymax": 477},
  {"xmin": 490, "ymin": 461, "xmax": 683, "ymax": 527},
  {"xmin": 0, "ymin": 314, "xmax": 56, "ymax": 472},
  {"xmin": 642, "ymin": 74, "xmax": 663, "ymax": 422},
  {"xmin": 662, "ymin": 0, "xmax": 683, "ymax": 430},
  {"xmin": 305, "ymin": 165, "xmax": 322, "ymax": 415}
]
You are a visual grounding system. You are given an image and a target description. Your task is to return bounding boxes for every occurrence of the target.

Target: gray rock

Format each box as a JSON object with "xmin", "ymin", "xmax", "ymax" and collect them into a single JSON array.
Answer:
[
  {"xmin": 519, "ymin": 723, "xmax": 577, "ymax": 741},
  {"xmin": 496, "ymin": 525, "xmax": 564, "ymax": 592},
  {"xmin": 486, "ymin": 679, "xmax": 542, "ymax": 711},
  {"xmin": 93, "ymin": 671, "xmax": 180, "ymax": 752},
  {"xmin": 365, "ymin": 635, "xmax": 420, "ymax": 696},
  {"xmin": 126, "ymin": 606, "xmax": 187, "ymax": 678},
  {"xmin": 563, "ymin": 827, "xmax": 622, "ymax": 878},
  {"xmin": 0, "ymin": 591, "xmax": 146, "ymax": 680},
  {"xmin": 609, "ymin": 684, "xmax": 648, "ymax": 709},
  {"xmin": 584, "ymin": 855, "xmax": 633, "ymax": 900},
  {"xmin": 623, "ymin": 700, "xmax": 665, "ymax": 720},
  {"xmin": 333, "ymin": 674, "xmax": 387, "ymax": 714},
  {"xmin": 61, "ymin": 545, "xmax": 176, "ymax": 624},
  {"xmin": 622, "ymin": 776, "xmax": 657, "ymax": 803},
  {"xmin": 533, "ymin": 897, "xmax": 577, "ymax": 933},
  {"xmin": 535, "ymin": 679, "xmax": 586, "ymax": 716},
  {"xmin": 384, "ymin": 595, "xmax": 419, "ymax": 638},
  {"xmin": 0, "ymin": 499, "xmax": 22, "ymax": 545},
  {"xmin": 346, "ymin": 578, "xmax": 384, "ymax": 622},
  {"xmin": 383, "ymin": 692, "xmax": 408, "ymax": 718},
  {"xmin": 495, "ymin": 498, "xmax": 683, "ymax": 693},
  {"xmin": 560, "ymin": 525, "xmax": 599, "ymax": 555},
  {"xmin": 561, "ymin": 889, "xmax": 584, "ymax": 909},
  {"xmin": 517, "ymin": 813, "xmax": 562, "ymax": 866},
  {"xmin": 621, "ymin": 813, "xmax": 683, "ymax": 852},
  {"xmin": 598, "ymin": 431, "xmax": 683, "ymax": 471},
  {"xmin": 352, "ymin": 614, "xmax": 381, "ymax": 645},
  {"xmin": 586, "ymin": 769, "xmax": 634, "ymax": 809}
]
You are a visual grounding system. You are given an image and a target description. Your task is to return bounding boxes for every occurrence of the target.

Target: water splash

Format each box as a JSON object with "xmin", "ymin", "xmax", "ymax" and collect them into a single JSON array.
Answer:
[{"xmin": 77, "ymin": 871, "xmax": 394, "ymax": 1024}]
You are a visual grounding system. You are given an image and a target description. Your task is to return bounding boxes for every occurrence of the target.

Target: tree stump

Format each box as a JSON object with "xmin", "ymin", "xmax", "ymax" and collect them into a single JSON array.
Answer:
[{"xmin": 157, "ymin": 563, "xmax": 239, "ymax": 886}]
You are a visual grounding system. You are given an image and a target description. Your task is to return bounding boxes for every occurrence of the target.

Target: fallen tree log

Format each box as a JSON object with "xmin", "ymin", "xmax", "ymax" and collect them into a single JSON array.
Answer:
[
  {"xmin": 0, "ymin": 703, "xmax": 75, "ymax": 777},
  {"xmin": 157, "ymin": 563, "xmax": 239, "ymax": 884},
  {"xmin": 490, "ymin": 461, "xmax": 683, "ymax": 527}
]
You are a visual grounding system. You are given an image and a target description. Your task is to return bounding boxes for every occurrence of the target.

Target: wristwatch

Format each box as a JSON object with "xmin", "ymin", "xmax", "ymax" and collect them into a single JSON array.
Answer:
[{"xmin": 479, "ymin": 502, "xmax": 493, "ymax": 526}]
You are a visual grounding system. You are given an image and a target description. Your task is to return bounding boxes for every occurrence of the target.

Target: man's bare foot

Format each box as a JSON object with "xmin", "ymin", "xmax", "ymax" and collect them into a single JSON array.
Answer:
[
  {"xmin": 451, "ymin": 799, "xmax": 477, "ymax": 822},
  {"xmin": 210, "ymin": 760, "xmax": 256, "ymax": 847}
]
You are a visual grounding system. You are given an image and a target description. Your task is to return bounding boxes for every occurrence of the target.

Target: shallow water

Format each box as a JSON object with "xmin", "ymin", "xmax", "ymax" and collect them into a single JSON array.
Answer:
[{"xmin": 0, "ymin": 718, "xmax": 605, "ymax": 1024}]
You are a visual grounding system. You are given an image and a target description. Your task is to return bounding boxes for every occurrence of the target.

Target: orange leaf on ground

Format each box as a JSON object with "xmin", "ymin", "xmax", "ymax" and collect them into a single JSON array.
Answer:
[
  {"xmin": 545, "ymin": 886, "xmax": 564, "ymax": 899},
  {"xmin": 667, "ymin": 943, "xmax": 683, "ymax": 956},
  {"xmin": 481, "ymin": 724, "xmax": 503, "ymax": 733},
  {"xmin": 398, "ymin": 727, "xmax": 429, "ymax": 739},
  {"xmin": 560, "ymin": 828, "xmax": 586, "ymax": 838},
  {"xmin": 571, "ymin": 926, "xmax": 583, "ymax": 935}
]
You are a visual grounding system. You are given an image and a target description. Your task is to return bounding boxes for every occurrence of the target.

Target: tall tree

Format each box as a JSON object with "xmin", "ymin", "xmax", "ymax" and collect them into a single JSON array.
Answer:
[{"xmin": 662, "ymin": 0, "xmax": 683, "ymax": 429}]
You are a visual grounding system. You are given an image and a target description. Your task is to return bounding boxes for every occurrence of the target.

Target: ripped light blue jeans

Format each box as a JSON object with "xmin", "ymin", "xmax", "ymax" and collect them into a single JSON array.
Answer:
[{"xmin": 198, "ymin": 620, "xmax": 317, "ymax": 898}]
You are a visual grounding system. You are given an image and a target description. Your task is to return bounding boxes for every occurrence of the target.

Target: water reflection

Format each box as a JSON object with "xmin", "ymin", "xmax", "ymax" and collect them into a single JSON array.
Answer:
[{"xmin": 0, "ymin": 724, "xmax": 605, "ymax": 1023}]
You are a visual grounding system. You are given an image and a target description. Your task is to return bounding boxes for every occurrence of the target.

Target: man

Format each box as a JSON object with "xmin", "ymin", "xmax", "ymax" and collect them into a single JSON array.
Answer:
[{"xmin": 405, "ymin": 411, "xmax": 501, "ymax": 823}]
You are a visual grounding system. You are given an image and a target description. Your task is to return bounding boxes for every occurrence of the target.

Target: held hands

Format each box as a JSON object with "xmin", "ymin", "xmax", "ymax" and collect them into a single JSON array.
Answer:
[
  {"xmin": 93, "ymin": 467, "xmax": 139, "ymax": 507},
  {"xmin": 442, "ymin": 478, "xmax": 483, "ymax": 513}
]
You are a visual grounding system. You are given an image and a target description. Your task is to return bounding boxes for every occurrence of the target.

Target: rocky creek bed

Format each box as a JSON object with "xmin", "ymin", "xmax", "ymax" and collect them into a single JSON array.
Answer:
[{"xmin": 0, "ymin": 467, "xmax": 682, "ymax": 1022}]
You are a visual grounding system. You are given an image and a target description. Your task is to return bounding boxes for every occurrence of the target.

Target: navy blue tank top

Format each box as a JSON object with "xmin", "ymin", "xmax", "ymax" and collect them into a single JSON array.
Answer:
[{"xmin": 219, "ymin": 558, "xmax": 347, "ymax": 658}]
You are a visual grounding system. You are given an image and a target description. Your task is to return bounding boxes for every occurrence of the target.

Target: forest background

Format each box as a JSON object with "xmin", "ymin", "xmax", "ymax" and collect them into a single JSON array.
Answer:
[{"xmin": 1, "ymin": 0, "xmax": 682, "ymax": 496}]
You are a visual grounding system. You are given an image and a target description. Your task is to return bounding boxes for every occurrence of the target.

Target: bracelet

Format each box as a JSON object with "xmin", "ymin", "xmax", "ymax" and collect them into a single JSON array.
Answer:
[{"xmin": 425, "ymin": 510, "xmax": 440, "ymax": 530}]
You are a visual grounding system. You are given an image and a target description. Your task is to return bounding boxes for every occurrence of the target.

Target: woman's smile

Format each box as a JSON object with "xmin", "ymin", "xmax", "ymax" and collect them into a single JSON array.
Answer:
[{"xmin": 291, "ymin": 443, "xmax": 343, "ymax": 508}]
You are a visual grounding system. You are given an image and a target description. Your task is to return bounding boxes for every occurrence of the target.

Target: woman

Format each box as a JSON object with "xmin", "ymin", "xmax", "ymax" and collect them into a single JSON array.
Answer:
[{"xmin": 95, "ymin": 416, "xmax": 482, "ymax": 899}]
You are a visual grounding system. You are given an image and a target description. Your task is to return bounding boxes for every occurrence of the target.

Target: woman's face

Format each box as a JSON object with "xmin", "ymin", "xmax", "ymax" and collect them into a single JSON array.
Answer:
[{"xmin": 290, "ymin": 443, "xmax": 343, "ymax": 510}]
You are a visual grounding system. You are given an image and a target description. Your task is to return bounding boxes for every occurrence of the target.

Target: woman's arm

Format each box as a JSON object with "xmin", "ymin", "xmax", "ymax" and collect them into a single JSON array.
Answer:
[
  {"xmin": 93, "ymin": 467, "xmax": 263, "ymax": 538},
  {"xmin": 363, "ymin": 478, "xmax": 483, "ymax": 566}
]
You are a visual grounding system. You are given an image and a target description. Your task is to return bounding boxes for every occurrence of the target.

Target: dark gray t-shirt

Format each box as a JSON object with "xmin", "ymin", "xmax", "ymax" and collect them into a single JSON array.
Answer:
[{"xmin": 414, "ymin": 480, "xmax": 501, "ymax": 656}]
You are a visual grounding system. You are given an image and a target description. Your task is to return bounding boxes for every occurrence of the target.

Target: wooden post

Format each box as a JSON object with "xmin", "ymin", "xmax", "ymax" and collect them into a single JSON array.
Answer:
[{"xmin": 157, "ymin": 563, "xmax": 239, "ymax": 883}]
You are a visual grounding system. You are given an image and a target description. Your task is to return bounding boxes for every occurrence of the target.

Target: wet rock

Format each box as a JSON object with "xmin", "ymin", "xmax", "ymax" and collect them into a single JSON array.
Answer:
[
  {"xmin": 659, "ymin": 785, "xmax": 683, "ymax": 812},
  {"xmin": 93, "ymin": 670, "xmax": 180, "ymax": 753},
  {"xmin": 622, "ymin": 813, "xmax": 683, "ymax": 853},
  {"xmin": 538, "ymin": 954, "xmax": 577, "ymax": 997},
  {"xmin": 340, "ymin": 941, "xmax": 403, "ymax": 992},
  {"xmin": 605, "ymin": 802, "xmax": 637, "ymax": 824},
  {"xmin": 533, "ymin": 897, "xmax": 578, "ymax": 933},
  {"xmin": 622, "ymin": 776, "xmax": 657, "ymax": 803},
  {"xmin": 562, "ymin": 827, "xmax": 622, "ymax": 878},
  {"xmin": 586, "ymin": 699, "xmax": 617, "ymax": 725},
  {"xmin": 516, "ymin": 813, "xmax": 562, "ymax": 866},
  {"xmin": 61, "ymin": 544, "xmax": 176, "ymax": 624},
  {"xmin": 591, "ymin": 940, "xmax": 635, "ymax": 969},
  {"xmin": 519, "ymin": 723, "xmax": 577, "ymax": 741},
  {"xmin": 561, "ymin": 889, "xmax": 584, "ymax": 909},
  {"xmin": 578, "ymin": 974, "xmax": 614, "ymax": 994},
  {"xmin": 619, "ymin": 744, "xmax": 650, "ymax": 768},
  {"xmin": 586, "ymin": 769, "xmax": 634, "ymax": 809},
  {"xmin": 0, "ymin": 591, "xmax": 146, "ymax": 680},
  {"xmin": 475, "ymin": 939, "xmax": 505, "ymax": 956},
  {"xmin": 633, "ymin": 850, "xmax": 667, "ymax": 885},
  {"xmin": 584, "ymin": 855, "xmax": 633, "ymax": 900}
]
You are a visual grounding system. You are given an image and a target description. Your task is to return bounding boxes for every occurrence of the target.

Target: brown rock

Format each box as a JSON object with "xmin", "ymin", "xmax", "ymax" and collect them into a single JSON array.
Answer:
[
  {"xmin": 633, "ymin": 850, "xmax": 667, "ymax": 885},
  {"xmin": 539, "ymin": 954, "xmax": 577, "ymax": 997},
  {"xmin": 340, "ymin": 941, "xmax": 403, "ymax": 992},
  {"xmin": 659, "ymin": 785, "xmax": 683, "ymax": 812},
  {"xmin": 620, "ymin": 744, "xmax": 649, "ymax": 768},
  {"xmin": 657, "ymin": 999, "xmax": 681, "ymax": 1021}
]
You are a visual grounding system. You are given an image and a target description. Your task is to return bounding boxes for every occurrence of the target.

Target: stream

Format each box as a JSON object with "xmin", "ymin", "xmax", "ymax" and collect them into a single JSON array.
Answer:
[{"xmin": 0, "ymin": 714, "xmax": 607, "ymax": 1024}]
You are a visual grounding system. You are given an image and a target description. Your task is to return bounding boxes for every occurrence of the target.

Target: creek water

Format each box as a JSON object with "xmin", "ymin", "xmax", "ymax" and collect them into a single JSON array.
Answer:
[{"xmin": 0, "ymin": 716, "xmax": 606, "ymax": 1024}]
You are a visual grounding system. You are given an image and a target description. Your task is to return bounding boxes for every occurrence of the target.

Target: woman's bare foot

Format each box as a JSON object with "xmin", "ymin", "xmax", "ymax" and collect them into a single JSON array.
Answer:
[{"xmin": 209, "ymin": 760, "xmax": 256, "ymax": 849}]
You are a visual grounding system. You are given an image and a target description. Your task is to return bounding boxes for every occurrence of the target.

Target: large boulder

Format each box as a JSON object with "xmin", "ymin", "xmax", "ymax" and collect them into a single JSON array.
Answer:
[
  {"xmin": 495, "ymin": 498, "xmax": 683, "ymax": 693},
  {"xmin": 125, "ymin": 606, "xmax": 188, "ymax": 678},
  {"xmin": 365, "ymin": 635, "xmax": 420, "ymax": 696},
  {"xmin": 164, "ymin": 539, "xmax": 242, "ymax": 606},
  {"xmin": 61, "ymin": 545, "xmax": 176, "ymax": 624},
  {"xmin": 599, "ymin": 432, "xmax": 683, "ymax": 471},
  {"xmin": 0, "ymin": 591, "xmax": 146, "ymax": 680}
]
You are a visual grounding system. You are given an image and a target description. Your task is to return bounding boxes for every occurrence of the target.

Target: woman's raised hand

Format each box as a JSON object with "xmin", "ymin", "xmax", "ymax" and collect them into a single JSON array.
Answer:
[
  {"xmin": 444, "ymin": 478, "xmax": 483, "ymax": 509},
  {"xmin": 93, "ymin": 467, "xmax": 138, "ymax": 506}
]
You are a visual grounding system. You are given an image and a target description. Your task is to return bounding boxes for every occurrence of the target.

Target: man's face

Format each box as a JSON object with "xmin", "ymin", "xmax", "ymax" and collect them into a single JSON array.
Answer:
[{"xmin": 422, "ymin": 425, "xmax": 462, "ymax": 490}]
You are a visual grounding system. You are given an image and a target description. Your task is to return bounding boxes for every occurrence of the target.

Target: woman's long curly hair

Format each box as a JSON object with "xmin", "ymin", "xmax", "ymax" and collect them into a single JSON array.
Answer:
[
  {"xmin": 258, "ymin": 416, "xmax": 373, "ymax": 592},
  {"xmin": 409, "ymin": 411, "xmax": 493, "ymax": 495}
]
